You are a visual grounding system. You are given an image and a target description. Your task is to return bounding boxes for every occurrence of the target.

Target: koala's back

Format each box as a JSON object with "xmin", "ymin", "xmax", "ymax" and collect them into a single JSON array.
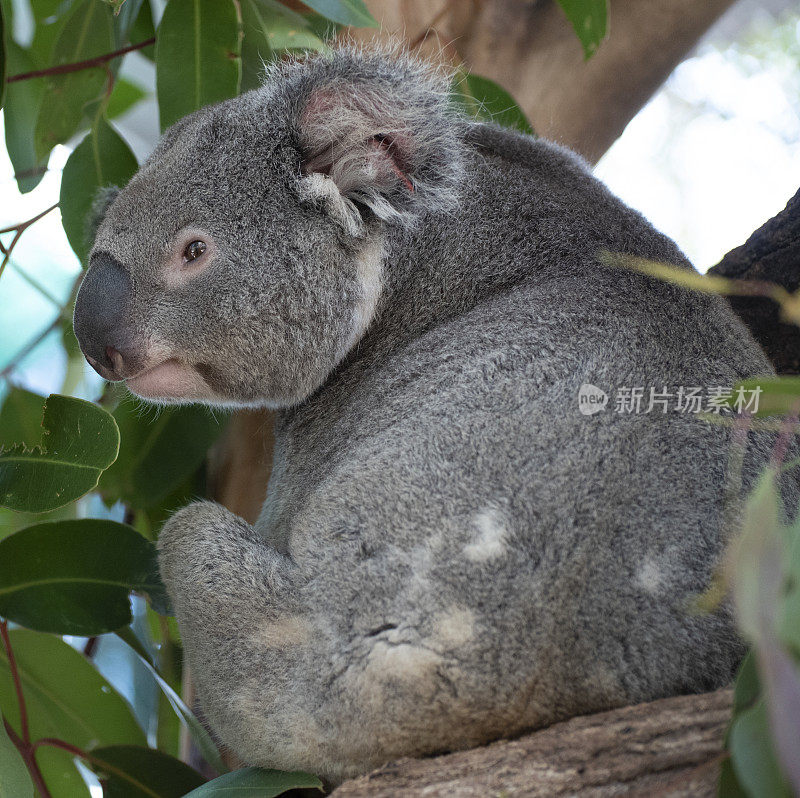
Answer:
[{"xmin": 249, "ymin": 123, "xmax": 779, "ymax": 769}]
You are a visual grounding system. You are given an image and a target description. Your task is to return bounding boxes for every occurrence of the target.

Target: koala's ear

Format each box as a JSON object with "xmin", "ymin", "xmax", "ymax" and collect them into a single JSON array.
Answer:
[
  {"xmin": 294, "ymin": 55, "xmax": 464, "ymax": 233},
  {"xmin": 86, "ymin": 185, "xmax": 121, "ymax": 245}
]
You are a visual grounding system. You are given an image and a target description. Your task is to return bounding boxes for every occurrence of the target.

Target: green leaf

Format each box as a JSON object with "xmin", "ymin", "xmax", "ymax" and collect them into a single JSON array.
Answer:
[
  {"xmin": 87, "ymin": 745, "xmax": 206, "ymax": 797},
  {"xmin": 298, "ymin": 0, "xmax": 375, "ymax": 27},
  {"xmin": 33, "ymin": 0, "xmax": 115, "ymax": 162},
  {"xmin": 117, "ymin": 632, "xmax": 228, "ymax": 775},
  {"xmin": 183, "ymin": 767, "xmax": 323, "ymax": 797},
  {"xmin": 732, "ymin": 650, "xmax": 760, "ymax": 716},
  {"xmin": 112, "ymin": 0, "xmax": 145, "ymax": 48},
  {"xmin": 0, "ymin": 519, "xmax": 167, "ymax": 635},
  {"xmin": 729, "ymin": 700, "xmax": 793, "ymax": 798},
  {"xmin": 0, "ymin": 388, "xmax": 45, "ymax": 449},
  {"xmin": 99, "ymin": 403, "xmax": 226, "ymax": 511},
  {"xmin": 717, "ymin": 758, "xmax": 749, "ymax": 798},
  {"xmin": 29, "ymin": 0, "xmax": 71, "ymax": 68},
  {"xmin": 2, "ymin": 41, "xmax": 47, "ymax": 193},
  {"xmin": 36, "ymin": 746, "xmax": 91, "ymax": 798},
  {"xmin": 106, "ymin": 78, "xmax": 147, "ymax": 119},
  {"xmin": 0, "ymin": 394, "xmax": 120, "ymax": 512},
  {"xmin": 727, "ymin": 468, "xmax": 784, "ymax": 643},
  {"xmin": 0, "ymin": 629, "xmax": 146, "ymax": 750},
  {"xmin": 240, "ymin": 0, "xmax": 275, "ymax": 92},
  {"xmin": 129, "ymin": 0, "xmax": 156, "ymax": 60},
  {"xmin": 733, "ymin": 377, "xmax": 800, "ymax": 418},
  {"xmin": 255, "ymin": 0, "xmax": 327, "ymax": 51},
  {"xmin": 778, "ymin": 516, "xmax": 800, "ymax": 656},
  {"xmin": 555, "ymin": 0, "xmax": 607, "ymax": 59},
  {"xmin": 155, "ymin": 0, "xmax": 241, "ymax": 131},
  {"xmin": 0, "ymin": 714, "xmax": 33, "ymax": 798},
  {"xmin": 0, "ymin": 2, "xmax": 7, "ymax": 112},
  {"xmin": 60, "ymin": 116, "xmax": 138, "ymax": 264},
  {"xmin": 453, "ymin": 72, "xmax": 533, "ymax": 135}
]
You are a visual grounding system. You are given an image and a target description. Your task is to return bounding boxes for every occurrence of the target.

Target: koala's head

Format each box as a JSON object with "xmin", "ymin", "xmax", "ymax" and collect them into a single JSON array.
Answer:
[{"xmin": 73, "ymin": 47, "xmax": 464, "ymax": 408}]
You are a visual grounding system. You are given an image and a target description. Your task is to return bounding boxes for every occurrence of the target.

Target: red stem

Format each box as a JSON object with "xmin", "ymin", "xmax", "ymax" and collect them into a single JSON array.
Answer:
[
  {"xmin": 33, "ymin": 737, "xmax": 88, "ymax": 758},
  {"xmin": 3, "ymin": 715, "xmax": 53, "ymax": 798},
  {"xmin": 0, "ymin": 619, "xmax": 30, "ymax": 744},
  {"xmin": 6, "ymin": 38, "xmax": 156, "ymax": 84}
]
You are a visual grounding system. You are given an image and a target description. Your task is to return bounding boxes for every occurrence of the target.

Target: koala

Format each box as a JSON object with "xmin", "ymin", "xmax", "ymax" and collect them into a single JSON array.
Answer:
[{"xmin": 73, "ymin": 46, "xmax": 790, "ymax": 785}]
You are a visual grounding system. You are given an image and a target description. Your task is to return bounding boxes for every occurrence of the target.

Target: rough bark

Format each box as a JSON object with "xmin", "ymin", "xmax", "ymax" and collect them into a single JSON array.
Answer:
[
  {"xmin": 709, "ymin": 188, "xmax": 800, "ymax": 375},
  {"xmin": 355, "ymin": 0, "xmax": 736, "ymax": 164},
  {"xmin": 331, "ymin": 689, "xmax": 733, "ymax": 797}
]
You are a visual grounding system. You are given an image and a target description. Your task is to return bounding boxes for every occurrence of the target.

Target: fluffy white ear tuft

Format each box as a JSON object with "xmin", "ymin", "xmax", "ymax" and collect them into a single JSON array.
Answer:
[{"xmin": 289, "ymin": 47, "xmax": 465, "ymax": 232}]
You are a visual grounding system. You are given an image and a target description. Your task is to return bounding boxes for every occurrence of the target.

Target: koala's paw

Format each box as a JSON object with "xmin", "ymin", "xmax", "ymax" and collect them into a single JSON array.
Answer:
[{"xmin": 158, "ymin": 502, "xmax": 260, "ymax": 599}]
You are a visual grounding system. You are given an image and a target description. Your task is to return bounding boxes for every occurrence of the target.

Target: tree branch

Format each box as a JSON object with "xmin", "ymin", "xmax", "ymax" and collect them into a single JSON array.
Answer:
[
  {"xmin": 5, "ymin": 38, "xmax": 156, "ymax": 84},
  {"xmin": 331, "ymin": 689, "xmax": 734, "ymax": 797}
]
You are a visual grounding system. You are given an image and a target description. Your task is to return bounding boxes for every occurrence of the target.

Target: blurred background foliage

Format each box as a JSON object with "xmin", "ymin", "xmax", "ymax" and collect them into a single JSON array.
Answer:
[{"xmin": 0, "ymin": 0, "xmax": 798, "ymax": 796}]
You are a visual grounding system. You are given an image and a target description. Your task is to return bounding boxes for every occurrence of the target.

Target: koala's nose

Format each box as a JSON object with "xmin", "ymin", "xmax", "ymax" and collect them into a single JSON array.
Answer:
[{"xmin": 73, "ymin": 252, "xmax": 133, "ymax": 381}]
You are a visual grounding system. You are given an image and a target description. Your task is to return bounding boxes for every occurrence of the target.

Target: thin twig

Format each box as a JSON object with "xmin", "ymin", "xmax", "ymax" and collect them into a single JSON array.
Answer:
[
  {"xmin": 6, "ymin": 38, "xmax": 156, "ymax": 83},
  {"xmin": 0, "ymin": 203, "xmax": 60, "ymax": 282},
  {"xmin": 0, "ymin": 203, "xmax": 59, "ymax": 236}
]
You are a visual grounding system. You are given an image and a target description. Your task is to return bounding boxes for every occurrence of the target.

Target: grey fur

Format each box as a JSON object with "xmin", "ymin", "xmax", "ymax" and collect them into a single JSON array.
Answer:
[{"xmin": 74, "ymin": 46, "xmax": 794, "ymax": 785}]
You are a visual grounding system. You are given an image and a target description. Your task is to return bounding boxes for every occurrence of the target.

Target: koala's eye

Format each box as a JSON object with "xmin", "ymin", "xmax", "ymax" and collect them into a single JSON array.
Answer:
[{"xmin": 183, "ymin": 240, "xmax": 207, "ymax": 263}]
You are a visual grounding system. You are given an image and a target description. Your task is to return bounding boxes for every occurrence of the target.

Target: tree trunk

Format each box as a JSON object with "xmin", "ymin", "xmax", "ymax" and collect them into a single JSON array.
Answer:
[
  {"xmin": 330, "ymin": 689, "xmax": 733, "ymax": 797},
  {"xmin": 709, "ymin": 188, "xmax": 800, "ymax": 375},
  {"xmin": 355, "ymin": 0, "xmax": 736, "ymax": 163}
]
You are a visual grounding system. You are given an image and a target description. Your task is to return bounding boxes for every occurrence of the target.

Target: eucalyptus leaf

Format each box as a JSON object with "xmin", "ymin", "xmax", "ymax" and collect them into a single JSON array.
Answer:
[
  {"xmin": 717, "ymin": 758, "xmax": 749, "ymax": 798},
  {"xmin": 0, "ymin": 2, "xmax": 7, "ymax": 112},
  {"xmin": 88, "ymin": 744, "xmax": 206, "ymax": 797},
  {"xmin": 99, "ymin": 402, "xmax": 226, "ymax": 511},
  {"xmin": 0, "ymin": 629, "xmax": 146, "ymax": 751},
  {"xmin": 60, "ymin": 116, "xmax": 138, "ymax": 264},
  {"xmin": 183, "ymin": 767, "xmax": 323, "ymax": 797},
  {"xmin": 2, "ymin": 40, "xmax": 47, "ymax": 193},
  {"xmin": 36, "ymin": 745, "xmax": 92, "ymax": 798},
  {"xmin": 732, "ymin": 650, "xmax": 760, "ymax": 716},
  {"xmin": 733, "ymin": 377, "xmax": 800, "ymax": 418},
  {"xmin": 129, "ymin": 0, "xmax": 156, "ymax": 60},
  {"xmin": 117, "ymin": 633, "xmax": 228, "ymax": 775},
  {"xmin": 299, "ymin": 0, "xmax": 375, "ymax": 27},
  {"xmin": 727, "ymin": 468, "xmax": 783, "ymax": 643},
  {"xmin": 0, "ymin": 387, "xmax": 45, "ymax": 449},
  {"xmin": 0, "ymin": 394, "xmax": 120, "ymax": 513},
  {"xmin": 29, "ymin": 0, "xmax": 70, "ymax": 67},
  {"xmin": 0, "ymin": 519, "xmax": 167, "ymax": 634},
  {"xmin": 240, "ymin": 0, "xmax": 275, "ymax": 92},
  {"xmin": 106, "ymin": 78, "xmax": 147, "ymax": 119},
  {"xmin": 555, "ymin": 0, "xmax": 607, "ymax": 59},
  {"xmin": 453, "ymin": 72, "xmax": 533, "ymax": 135},
  {"xmin": 729, "ymin": 700, "xmax": 793, "ymax": 798},
  {"xmin": 155, "ymin": 0, "xmax": 241, "ymax": 131},
  {"xmin": 33, "ymin": 0, "xmax": 115, "ymax": 161},
  {"xmin": 758, "ymin": 640, "xmax": 800, "ymax": 794},
  {"xmin": 0, "ymin": 713, "xmax": 33, "ymax": 798},
  {"xmin": 112, "ymin": 0, "xmax": 145, "ymax": 48}
]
